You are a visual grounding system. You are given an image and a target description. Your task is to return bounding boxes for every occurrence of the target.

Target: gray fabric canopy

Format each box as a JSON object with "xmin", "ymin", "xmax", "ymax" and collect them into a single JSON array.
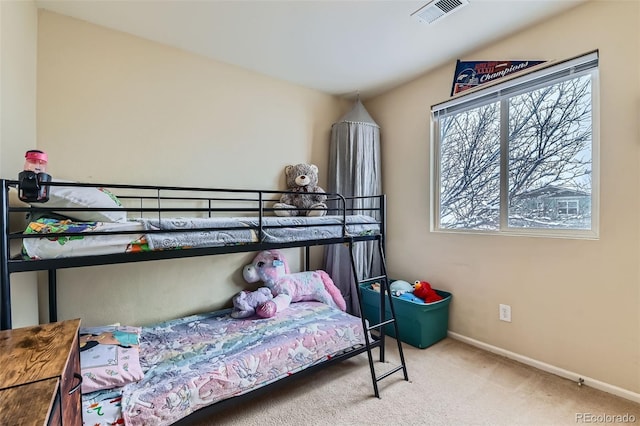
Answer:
[{"xmin": 324, "ymin": 100, "xmax": 382, "ymax": 315}]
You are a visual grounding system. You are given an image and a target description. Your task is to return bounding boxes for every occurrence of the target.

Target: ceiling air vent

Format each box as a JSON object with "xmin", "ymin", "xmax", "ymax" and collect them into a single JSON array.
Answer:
[{"xmin": 411, "ymin": 0, "xmax": 470, "ymax": 25}]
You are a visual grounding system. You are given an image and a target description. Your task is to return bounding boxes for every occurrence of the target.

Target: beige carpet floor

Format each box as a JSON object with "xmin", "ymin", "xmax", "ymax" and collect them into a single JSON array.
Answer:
[{"xmin": 191, "ymin": 337, "xmax": 639, "ymax": 426}]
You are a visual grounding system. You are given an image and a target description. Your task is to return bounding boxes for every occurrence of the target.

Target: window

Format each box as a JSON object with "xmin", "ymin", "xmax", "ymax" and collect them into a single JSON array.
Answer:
[
  {"xmin": 431, "ymin": 51, "xmax": 599, "ymax": 238},
  {"xmin": 557, "ymin": 200, "xmax": 579, "ymax": 216}
]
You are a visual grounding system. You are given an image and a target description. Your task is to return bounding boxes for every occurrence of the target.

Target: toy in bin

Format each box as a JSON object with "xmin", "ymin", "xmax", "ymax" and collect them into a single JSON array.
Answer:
[
  {"xmin": 413, "ymin": 280, "xmax": 443, "ymax": 303},
  {"xmin": 18, "ymin": 150, "xmax": 52, "ymax": 202},
  {"xmin": 371, "ymin": 280, "xmax": 412, "ymax": 294},
  {"xmin": 372, "ymin": 279, "xmax": 443, "ymax": 304}
]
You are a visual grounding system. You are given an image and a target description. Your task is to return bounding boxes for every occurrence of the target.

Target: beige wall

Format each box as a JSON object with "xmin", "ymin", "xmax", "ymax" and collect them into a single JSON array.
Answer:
[
  {"xmin": 35, "ymin": 10, "xmax": 348, "ymax": 327},
  {"xmin": 0, "ymin": 0, "xmax": 39, "ymax": 328},
  {"xmin": 367, "ymin": 0, "xmax": 640, "ymax": 394}
]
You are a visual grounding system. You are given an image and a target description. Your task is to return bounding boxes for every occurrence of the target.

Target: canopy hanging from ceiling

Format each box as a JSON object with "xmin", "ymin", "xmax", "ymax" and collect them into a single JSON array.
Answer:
[{"xmin": 324, "ymin": 100, "xmax": 382, "ymax": 315}]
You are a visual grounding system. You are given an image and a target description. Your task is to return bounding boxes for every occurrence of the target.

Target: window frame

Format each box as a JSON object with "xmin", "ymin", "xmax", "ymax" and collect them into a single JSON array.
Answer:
[{"xmin": 430, "ymin": 51, "xmax": 600, "ymax": 239}]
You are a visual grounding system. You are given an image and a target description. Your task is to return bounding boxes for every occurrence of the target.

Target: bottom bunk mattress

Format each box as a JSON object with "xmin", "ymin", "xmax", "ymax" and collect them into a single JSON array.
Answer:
[{"xmin": 82, "ymin": 301, "xmax": 366, "ymax": 426}]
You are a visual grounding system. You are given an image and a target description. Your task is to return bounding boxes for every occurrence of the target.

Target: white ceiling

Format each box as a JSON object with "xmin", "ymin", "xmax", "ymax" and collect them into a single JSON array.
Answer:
[{"xmin": 35, "ymin": 0, "xmax": 586, "ymax": 99}]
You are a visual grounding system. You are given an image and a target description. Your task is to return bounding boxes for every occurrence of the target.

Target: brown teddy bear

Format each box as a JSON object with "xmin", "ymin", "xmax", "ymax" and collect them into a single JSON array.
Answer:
[{"xmin": 274, "ymin": 163, "xmax": 327, "ymax": 216}]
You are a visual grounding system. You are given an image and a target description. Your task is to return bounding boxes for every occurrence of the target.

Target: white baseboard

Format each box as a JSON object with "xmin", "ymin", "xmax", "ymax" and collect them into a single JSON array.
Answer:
[{"xmin": 448, "ymin": 331, "xmax": 640, "ymax": 404}]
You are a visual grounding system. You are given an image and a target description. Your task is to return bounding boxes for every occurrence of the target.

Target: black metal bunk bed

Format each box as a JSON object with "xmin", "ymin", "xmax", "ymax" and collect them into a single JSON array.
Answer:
[{"xmin": 0, "ymin": 178, "xmax": 408, "ymax": 422}]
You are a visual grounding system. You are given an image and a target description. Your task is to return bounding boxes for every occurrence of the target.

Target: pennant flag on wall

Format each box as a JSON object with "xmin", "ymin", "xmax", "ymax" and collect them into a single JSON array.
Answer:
[{"xmin": 451, "ymin": 60, "xmax": 546, "ymax": 96}]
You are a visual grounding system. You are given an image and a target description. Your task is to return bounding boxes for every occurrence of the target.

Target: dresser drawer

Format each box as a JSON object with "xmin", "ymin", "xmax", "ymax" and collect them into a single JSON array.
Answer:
[{"xmin": 0, "ymin": 378, "xmax": 60, "ymax": 425}]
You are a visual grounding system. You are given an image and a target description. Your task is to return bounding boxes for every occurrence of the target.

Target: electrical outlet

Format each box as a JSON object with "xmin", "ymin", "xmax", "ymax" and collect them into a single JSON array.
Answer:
[{"xmin": 499, "ymin": 304, "xmax": 512, "ymax": 322}]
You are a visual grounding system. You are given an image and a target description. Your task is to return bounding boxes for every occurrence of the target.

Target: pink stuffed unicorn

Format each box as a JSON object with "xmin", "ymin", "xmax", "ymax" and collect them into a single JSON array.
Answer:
[{"xmin": 242, "ymin": 249, "xmax": 346, "ymax": 316}]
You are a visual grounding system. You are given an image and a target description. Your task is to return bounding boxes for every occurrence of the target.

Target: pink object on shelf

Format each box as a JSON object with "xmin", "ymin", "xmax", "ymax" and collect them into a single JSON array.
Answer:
[{"xmin": 24, "ymin": 150, "xmax": 48, "ymax": 173}]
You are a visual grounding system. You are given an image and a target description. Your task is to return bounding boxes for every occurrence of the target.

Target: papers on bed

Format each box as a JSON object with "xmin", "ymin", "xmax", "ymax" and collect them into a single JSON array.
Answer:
[{"xmin": 21, "ymin": 215, "xmax": 380, "ymax": 259}]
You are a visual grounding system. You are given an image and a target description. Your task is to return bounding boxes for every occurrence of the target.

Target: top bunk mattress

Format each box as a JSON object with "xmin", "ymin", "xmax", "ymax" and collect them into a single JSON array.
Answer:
[{"xmin": 21, "ymin": 215, "xmax": 381, "ymax": 259}]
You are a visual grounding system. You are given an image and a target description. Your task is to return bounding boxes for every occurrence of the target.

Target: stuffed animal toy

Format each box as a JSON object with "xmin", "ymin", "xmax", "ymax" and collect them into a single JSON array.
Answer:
[
  {"xmin": 273, "ymin": 163, "xmax": 328, "ymax": 217},
  {"xmin": 242, "ymin": 249, "xmax": 346, "ymax": 314},
  {"xmin": 230, "ymin": 287, "xmax": 275, "ymax": 318},
  {"xmin": 390, "ymin": 279, "xmax": 414, "ymax": 296},
  {"xmin": 413, "ymin": 280, "xmax": 443, "ymax": 303}
]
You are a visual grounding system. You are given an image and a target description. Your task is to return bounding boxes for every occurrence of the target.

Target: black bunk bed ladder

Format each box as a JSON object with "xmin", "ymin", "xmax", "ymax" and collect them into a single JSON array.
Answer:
[{"xmin": 349, "ymin": 236, "xmax": 408, "ymax": 398}]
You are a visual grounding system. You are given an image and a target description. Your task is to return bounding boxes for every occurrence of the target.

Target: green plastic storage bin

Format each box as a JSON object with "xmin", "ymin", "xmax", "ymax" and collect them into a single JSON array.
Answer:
[{"xmin": 359, "ymin": 281, "xmax": 452, "ymax": 349}]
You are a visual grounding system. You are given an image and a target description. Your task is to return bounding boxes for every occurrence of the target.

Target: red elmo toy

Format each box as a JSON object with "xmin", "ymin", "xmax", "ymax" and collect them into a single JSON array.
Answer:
[{"xmin": 413, "ymin": 280, "xmax": 443, "ymax": 303}]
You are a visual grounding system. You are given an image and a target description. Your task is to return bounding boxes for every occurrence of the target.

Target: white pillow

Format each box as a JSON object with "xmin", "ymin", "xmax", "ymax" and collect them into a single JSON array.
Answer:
[{"xmin": 31, "ymin": 184, "xmax": 127, "ymax": 223}]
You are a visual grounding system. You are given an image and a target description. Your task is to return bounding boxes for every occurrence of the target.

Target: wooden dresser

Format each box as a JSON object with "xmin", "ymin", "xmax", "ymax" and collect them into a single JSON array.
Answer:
[{"xmin": 0, "ymin": 319, "xmax": 83, "ymax": 425}]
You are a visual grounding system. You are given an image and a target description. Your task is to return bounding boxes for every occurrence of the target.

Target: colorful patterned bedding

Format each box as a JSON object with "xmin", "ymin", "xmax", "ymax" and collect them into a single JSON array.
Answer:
[
  {"xmin": 22, "ymin": 219, "xmax": 148, "ymax": 259},
  {"xmin": 81, "ymin": 302, "xmax": 365, "ymax": 426},
  {"xmin": 22, "ymin": 215, "xmax": 380, "ymax": 259}
]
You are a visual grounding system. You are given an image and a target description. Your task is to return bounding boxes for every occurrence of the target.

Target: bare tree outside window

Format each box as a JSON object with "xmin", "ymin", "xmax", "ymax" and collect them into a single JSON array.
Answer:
[
  {"xmin": 508, "ymin": 76, "xmax": 592, "ymax": 229},
  {"xmin": 433, "ymin": 53, "xmax": 598, "ymax": 238},
  {"xmin": 439, "ymin": 102, "xmax": 500, "ymax": 230}
]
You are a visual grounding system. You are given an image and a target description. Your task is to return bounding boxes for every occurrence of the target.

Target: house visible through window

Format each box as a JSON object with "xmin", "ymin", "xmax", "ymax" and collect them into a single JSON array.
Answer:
[{"xmin": 431, "ymin": 51, "xmax": 599, "ymax": 238}]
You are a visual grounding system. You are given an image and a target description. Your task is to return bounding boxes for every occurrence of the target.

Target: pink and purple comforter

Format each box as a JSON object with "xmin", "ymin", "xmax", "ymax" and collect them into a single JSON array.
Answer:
[{"xmin": 121, "ymin": 301, "xmax": 365, "ymax": 425}]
